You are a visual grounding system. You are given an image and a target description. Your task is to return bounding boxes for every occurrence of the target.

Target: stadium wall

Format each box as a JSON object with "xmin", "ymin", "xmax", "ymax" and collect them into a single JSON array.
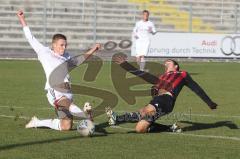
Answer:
[{"xmin": 0, "ymin": 0, "xmax": 239, "ymax": 60}]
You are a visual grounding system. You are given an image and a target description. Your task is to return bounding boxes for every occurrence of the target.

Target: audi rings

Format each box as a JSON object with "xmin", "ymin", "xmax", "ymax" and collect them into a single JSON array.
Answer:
[
  {"xmin": 221, "ymin": 36, "xmax": 240, "ymax": 56},
  {"xmin": 104, "ymin": 40, "xmax": 132, "ymax": 51}
]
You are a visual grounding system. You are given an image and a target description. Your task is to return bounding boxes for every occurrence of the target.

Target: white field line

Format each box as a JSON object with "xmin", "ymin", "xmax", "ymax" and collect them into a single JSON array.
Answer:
[
  {"xmin": 0, "ymin": 105, "xmax": 52, "ymax": 110},
  {"xmin": 0, "ymin": 57, "xmax": 37, "ymax": 60},
  {"xmin": 0, "ymin": 105, "xmax": 25, "ymax": 109},
  {"xmin": 183, "ymin": 113, "xmax": 240, "ymax": 119},
  {"xmin": 0, "ymin": 114, "xmax": 84, "ymax": 123},
  {"xmin": 0, "ymin": 114, "xmax": 30, "ymax": 119},
  {"xmin": 169, "ymin": 133, "xmax": 240, "ymax": 141},
  {"xmin": 1, "ymin": 105, "xmax": 240, "ymax": 119},
  {"xmin": 0, "ymin": 113, "xmax": 239, "ymax": 142}
]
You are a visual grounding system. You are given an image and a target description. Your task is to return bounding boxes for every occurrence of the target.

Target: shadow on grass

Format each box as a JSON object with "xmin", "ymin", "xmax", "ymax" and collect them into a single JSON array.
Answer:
[
  {"xmin": 95, "ymin": 122, "xmax": 109, "ymax": 134},
  {"xmin": 95, "ymin": 120, "xmax": 239, "ymax": 135},
  {"xmin": 2, "ymin": 121, "xmax": 237, "ymax": 151},
  {"xmin": 0, "ymin": 133, "xmax": 108, "ymax": 152},
  {"xmin": 126, "ymin": 121, "xmax": 239, "ymax": 134},
  {"xmin": 189, "ymin": 73, "xmax": 200, "ymax": 76},
  {"xmin": 0, "ymin": 122, "xmax": 111, "ymax": 152},
  {"xmin": 180, "ymin": 120, "xmax": 239, "ymax": 131},
  {"xmin": 0, "ymin": 121, "xmax": 129, "ymax": 152}
]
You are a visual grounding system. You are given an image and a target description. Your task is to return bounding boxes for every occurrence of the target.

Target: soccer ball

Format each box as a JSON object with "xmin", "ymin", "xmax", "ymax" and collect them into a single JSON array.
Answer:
[{"xmin": 77, "ymin": 119, "xmax": 95, "ymax": 137}]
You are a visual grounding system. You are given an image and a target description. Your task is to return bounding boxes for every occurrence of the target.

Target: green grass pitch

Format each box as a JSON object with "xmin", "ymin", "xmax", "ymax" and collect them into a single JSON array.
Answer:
[{"xmin": 0, "ymin": 60, "xmax": 239, "ymax": 159}]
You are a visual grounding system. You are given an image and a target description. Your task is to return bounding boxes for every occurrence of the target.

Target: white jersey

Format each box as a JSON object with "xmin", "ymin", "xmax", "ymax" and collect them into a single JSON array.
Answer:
[
  {"xmin": 23, "ymin": 26, "xmax": 71, "ymax": 90},
  {"xmin": 133, "ymin": 20, "xmax": 156, "ymax": 40}
]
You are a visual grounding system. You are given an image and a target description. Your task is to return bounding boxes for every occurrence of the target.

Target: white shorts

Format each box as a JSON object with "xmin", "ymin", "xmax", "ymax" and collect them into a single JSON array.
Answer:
[
  {"xmin": 46, "ymin": 88, "xmax": 73, "ymax": 107},
  {"xmin": 135, "ymin": 39, "xmax": 150, "ymax": 57}
]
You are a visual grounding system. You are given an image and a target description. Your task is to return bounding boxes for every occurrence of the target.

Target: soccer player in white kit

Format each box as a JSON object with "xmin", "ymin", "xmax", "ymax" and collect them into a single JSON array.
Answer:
[
  {"xmin": 17, "ymin": 10, "xmax": 101, "ymax": 131},
  {"xmin": 133, "ymin": 10, "xmax": 156, "ymax": 71}
]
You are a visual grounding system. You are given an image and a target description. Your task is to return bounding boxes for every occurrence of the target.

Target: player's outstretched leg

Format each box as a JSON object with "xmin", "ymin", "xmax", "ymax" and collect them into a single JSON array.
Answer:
[
  {"xmin": 25, "ymin": 109, "xmax": 73, "ymax": 131},
  {"xmin": 55, "ymin": 96, "xmax": 94, "ymax": 121},
  {"xmin": 105, "ymin": 104, "xmax": 182, "ymax": 133},
  {"xmin": 135, "ymin": 104, "xmax": 182, "ymax": 133},
  {"xmin": 135, "ymin": 104, "xmax": 156, "ymax": 133},
  {"xmin": 25, "ymin": 116, "xmax": 62, "ymax": 130},
  {"xmin": 105, "ymin": 107, "xmax": 141, "ymax": 126},
  {"xmin": 25, "ymin": 97, "xmax": 94, "ymax": 131},
  {"xmin": 147, "ymin": 122, "xmax": 182, "ymax": 133},
  {"xmin": 105, "ymin": 104, "xmax": 157, "ymax": 132}
]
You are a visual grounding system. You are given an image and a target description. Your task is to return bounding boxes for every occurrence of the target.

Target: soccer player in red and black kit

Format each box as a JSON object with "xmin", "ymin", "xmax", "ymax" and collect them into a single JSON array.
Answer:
[{"xmin": 106, "ymin": 56, "xmax": 218, "ymax": 133}]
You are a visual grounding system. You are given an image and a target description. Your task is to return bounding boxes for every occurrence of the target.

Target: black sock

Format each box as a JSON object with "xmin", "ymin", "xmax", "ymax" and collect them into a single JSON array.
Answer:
[
  {"xmin": 116, "ymin": 112, "xmax": 141, "ymax": 123},
  {"xmin": 148, "ymin": 123, "xmax": 171, "ymax": 133}
]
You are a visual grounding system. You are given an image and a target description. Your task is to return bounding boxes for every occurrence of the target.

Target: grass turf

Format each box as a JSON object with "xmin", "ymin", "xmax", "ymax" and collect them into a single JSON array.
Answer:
[{"xmin": 0, "ymin": 60, "xmax": 239, "ymax": 159}]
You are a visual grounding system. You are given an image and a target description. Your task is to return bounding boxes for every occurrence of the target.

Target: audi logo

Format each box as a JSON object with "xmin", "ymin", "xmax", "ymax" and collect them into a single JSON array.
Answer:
[
  {"xmin": 221, "ymin": 36, "xmax": 240, "ymax": 56},
  {"xmin": 103, "ymin": 40, "xmax": 132, "ymax": 51}
]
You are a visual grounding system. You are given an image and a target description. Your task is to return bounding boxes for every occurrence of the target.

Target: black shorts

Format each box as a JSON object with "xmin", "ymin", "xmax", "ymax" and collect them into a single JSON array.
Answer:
[{"xmin": 146, "ymin": 94, "xmax": 174, "ymax": 123}]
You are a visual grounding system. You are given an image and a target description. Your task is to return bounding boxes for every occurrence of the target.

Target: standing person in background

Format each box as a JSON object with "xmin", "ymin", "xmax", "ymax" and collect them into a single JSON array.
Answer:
[{"xmin": 132, "ymin": 10, "xmax": 156, "ymax": 71}]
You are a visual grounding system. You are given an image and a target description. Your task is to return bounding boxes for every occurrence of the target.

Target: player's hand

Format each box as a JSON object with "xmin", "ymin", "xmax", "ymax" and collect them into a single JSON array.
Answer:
[
  {"xmin": 17, "ymin": 10, "xmax": 27, "ymax": 27},
  {"xmin": 92, "ymin": 43, "xmax": 101, "ymax": 52},
  {"xmin": 113, "ymin": 55, "xmax": 127, "ymax": 64},
  {"xmin": 148, "ymin": 27, "xmax": 153, "ymax": 33},
  {"xmin": 209, "ymin": 102, "xmax": 218, "ymax": 110},
  {"xmin": 84, "ymin": 43, "xmax": 101, "ymax": 60},
  {"xmin": 17, "ymin": 10, "xmax": 24, "ymax": 19}
]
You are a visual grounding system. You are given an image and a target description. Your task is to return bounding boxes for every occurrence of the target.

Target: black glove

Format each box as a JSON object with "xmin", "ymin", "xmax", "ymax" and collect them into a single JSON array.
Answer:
[{"xmin": 208, "ymin": 102, "xmax": 218, "ymax": 109}]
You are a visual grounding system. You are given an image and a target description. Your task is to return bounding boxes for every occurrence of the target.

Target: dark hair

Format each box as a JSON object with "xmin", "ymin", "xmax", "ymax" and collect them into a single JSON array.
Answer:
[
  {"xmin": 52, "ymin": 34, "xmax": 67, "ymax": 43},
  {"xmin": 142, "ymin": 10, "xmax": 150, "ymax": 15},
  {"xmin": 166, "ymin": 59, "xmax": 180, "ymax": 71}
]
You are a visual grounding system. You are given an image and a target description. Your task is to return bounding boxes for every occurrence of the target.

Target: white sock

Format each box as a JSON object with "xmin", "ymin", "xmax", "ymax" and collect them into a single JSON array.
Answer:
[
  {"xmin": 140, "ymin": 58, "xmax": 145, "ymax": 71},
  {"xmin": 136, "ymin": 57, "xmax": 140, "ymax": 66},
  {"xmin": 69, "ymin": 104, "xmax": 86, "ymax": 118},
  {"xmin": 137, "ymin": 61, "xmax": 140, "ymax": 66},
  {"xmin": 35, "ymin": 119, "xmax": 61, "ymax": 130}
]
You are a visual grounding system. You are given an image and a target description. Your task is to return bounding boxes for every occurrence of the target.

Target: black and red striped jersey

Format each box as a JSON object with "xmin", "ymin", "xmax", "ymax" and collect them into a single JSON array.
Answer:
[
  {"xmin": 156, "ymin": 71, "xmax": 188, "ymax": 98},
  {"xmin": 156, "ymin": 71, "xmax": 211, "ymax": 102}
]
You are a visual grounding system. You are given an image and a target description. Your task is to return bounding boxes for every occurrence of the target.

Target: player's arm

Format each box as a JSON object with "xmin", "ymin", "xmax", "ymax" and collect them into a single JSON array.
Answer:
[
  {"xmin": 185, "ymin": 73, "xmax": 217, "ymax": 109},
  {"xmin": 83, "ymin": 44, "xmax": 101, "ymax": 60},
  {"xmin": 67, "ymin": 44, "xmax": 101, "ymax": 68},
  {"xmin": 17, "ymin": 10, "xmax": 45, "ymax": 53},
  {"xmin": 113, "ymin": 55, "xmax": 159, "ymax": 84},
  {"xmin": 17, "ymin": 10, "xmax": 27, "ymax": 27},
  {"xmin": 151, "ymin": 22, "xmax": 157, "ymax": 35}
]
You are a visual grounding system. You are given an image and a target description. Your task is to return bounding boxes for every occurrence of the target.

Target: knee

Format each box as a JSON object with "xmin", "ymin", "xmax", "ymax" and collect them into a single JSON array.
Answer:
[
  {"xmin": 60, "ymin": 121, "xmax": 72, "ymax": 131},
  {"xmin": 55, "ymin": 96, "xmax": 72, "ymax": 109},
  {"xmin": 61, "ymin": 123, "xmax": 72, "ymax": 131},
  {"xmin": 140, "ymin": 105, "xmax": 156, "ymax": 117},
  {"xmin": 135, "ymin": 124, "xmax": 148, "ymax": 133}
]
